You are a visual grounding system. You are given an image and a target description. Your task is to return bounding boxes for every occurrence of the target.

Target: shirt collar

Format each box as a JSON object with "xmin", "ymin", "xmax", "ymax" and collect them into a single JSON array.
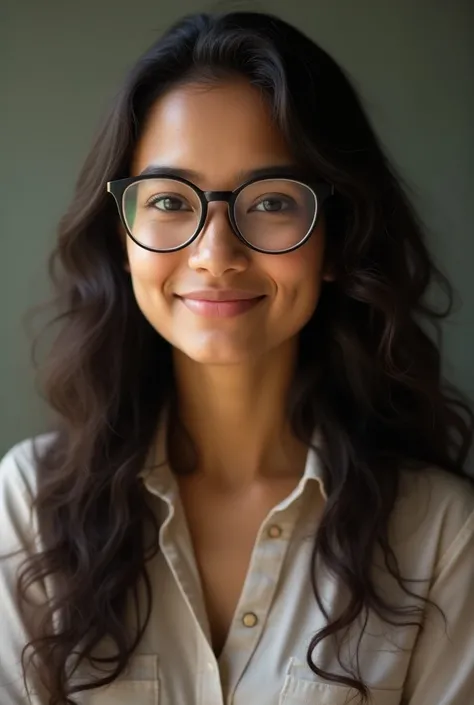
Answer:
[{"xmin": 139, "ymin": 412, "xmax": 327, "ymax": 504}]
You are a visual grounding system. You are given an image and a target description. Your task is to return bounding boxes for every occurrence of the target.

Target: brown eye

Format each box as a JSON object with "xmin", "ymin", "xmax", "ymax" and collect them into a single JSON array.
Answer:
[
  {"xmin": 148, "ymin": 195, "xmax": 190, "ymax": 211},
  {"xmin": 252, "ymin": 197, "xmax": 293, "ymax": 212}
]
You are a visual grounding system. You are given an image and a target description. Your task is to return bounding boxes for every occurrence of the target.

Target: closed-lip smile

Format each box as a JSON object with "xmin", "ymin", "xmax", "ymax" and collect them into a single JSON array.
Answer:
[
  {"xmin": 177, "ymin": 290, "xmax": 266, "ymax": 317},
  {"xmin": 179, "ymin": 289, "xmax": 264, "ymax": 301}
]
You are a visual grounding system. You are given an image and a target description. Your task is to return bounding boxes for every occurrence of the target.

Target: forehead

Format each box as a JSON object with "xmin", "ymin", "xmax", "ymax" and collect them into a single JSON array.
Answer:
[{"xmin": 131, "ymin": 78, "xmax": 294, "ymax": 189}]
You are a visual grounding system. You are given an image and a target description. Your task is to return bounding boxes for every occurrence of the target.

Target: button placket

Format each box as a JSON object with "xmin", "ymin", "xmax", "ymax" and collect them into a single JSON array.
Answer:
[{"xmin": 220, "ymin": 507, "xmax": 300, "ymax": 701}]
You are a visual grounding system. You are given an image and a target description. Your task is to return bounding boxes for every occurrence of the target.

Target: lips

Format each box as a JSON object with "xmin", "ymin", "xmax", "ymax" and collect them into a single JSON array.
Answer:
[{"xmin": 177, "ymin": 290, "xmax": 265, "ymax": 318}]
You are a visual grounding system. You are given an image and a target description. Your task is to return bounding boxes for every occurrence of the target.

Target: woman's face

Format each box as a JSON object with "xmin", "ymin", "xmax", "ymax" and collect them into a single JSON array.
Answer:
[{"xmin": 127, "ymin": 77, "xmax": 329, "ymax": 365}]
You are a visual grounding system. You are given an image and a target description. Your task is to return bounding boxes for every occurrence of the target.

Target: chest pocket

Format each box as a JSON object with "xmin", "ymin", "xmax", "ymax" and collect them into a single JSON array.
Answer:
[
  {"xmin": 73, "ymin": 654, "xmax": 160, "ymax": 705},
  {"xmin": 279, "ymin": 679, "xmax": 402, "ymax": 704},
  {"xmin": 279, "ymin": 659, "xmax": 402, "ymax": 705}
]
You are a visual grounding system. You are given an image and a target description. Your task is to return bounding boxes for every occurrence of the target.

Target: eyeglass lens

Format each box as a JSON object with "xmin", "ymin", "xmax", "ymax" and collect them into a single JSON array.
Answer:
[{"xmin": 122, "ymin": 178, "xmax": 318, "ymax": 252}]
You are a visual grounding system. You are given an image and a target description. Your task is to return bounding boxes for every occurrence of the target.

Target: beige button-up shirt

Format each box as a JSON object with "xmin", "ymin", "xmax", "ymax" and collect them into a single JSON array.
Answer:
[{"xmin": 1, "ymin": 426, "xmax": 474, "ymax": 705}]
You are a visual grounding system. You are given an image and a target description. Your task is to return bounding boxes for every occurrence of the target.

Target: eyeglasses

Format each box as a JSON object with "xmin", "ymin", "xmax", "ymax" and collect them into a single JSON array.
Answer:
[{"xmin": 107, "ymin": 173, "xmax": 334, "ymax": 255}]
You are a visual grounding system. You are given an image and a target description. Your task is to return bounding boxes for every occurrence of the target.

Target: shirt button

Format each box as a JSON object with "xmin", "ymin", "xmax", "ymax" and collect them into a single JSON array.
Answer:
[
  {"xmin": 268, "ymin": 524, "xmax": 282, "ymax": 539},
  {"xmin": 242, "ymin": 612, "xmax": 258, "ymax": 628}
]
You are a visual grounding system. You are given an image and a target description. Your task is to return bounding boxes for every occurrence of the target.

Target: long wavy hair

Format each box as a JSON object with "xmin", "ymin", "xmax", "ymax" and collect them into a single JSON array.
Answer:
[{"xmin": 18, "ymin": 10, "xmax": 472, "ymax": 704}]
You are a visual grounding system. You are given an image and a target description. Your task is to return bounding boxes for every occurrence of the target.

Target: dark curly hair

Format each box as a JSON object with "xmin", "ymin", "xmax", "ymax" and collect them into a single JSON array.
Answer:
[{"xmin": 17, "ymin": 10, "xmax": 473, "ymax": 704}]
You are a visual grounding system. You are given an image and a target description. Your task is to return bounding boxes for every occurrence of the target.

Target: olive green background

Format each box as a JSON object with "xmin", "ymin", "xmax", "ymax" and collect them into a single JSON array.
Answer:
[{"xmin": 1, "ymin": 0, "xmax": 472, "ymax": 456}]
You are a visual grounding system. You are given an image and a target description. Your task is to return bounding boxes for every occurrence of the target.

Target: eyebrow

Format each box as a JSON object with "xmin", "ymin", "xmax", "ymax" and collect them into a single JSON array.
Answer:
[{"xmin": 138, "ymin": 163, "xmax": 306, "ymax": 184}]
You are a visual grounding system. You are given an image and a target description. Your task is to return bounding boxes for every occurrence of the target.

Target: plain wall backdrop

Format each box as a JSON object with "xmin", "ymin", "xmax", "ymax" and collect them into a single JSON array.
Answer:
[{"xmin": 1, "ymin": 0, "xmax": 473, "ymax": 456}]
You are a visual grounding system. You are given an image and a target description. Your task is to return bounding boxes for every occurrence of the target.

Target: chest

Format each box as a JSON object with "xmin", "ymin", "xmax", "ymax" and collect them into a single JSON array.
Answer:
[{"xmin": 177, "ymin": 477, "xmax": 299, "ymax": 656}]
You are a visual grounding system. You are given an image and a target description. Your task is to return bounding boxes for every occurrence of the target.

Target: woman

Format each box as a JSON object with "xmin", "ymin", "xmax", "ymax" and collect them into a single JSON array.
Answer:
[{"xmin": 0, "ymin": 10, "xmax": 473, "ymax": 705}]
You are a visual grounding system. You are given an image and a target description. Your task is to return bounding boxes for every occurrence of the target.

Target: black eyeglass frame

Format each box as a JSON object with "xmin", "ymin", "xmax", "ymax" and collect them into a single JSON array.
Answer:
[{"xmin": 107, "ymin": 173, "xmax": 335, "ymax": 255}]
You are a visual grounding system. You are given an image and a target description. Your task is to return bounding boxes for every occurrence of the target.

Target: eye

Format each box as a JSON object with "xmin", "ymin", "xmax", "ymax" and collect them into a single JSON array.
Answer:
[
  {"xmin": 147, "ymin": 195, "xmax": 192, "ymax": 212},
  {"xmin": 252, "ymin": 196, "xmax": 294, "ymax": 213}
]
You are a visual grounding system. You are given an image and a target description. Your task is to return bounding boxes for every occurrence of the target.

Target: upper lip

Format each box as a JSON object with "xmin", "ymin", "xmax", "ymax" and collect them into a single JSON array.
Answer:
[{"xmin": 178, "ymin": 289, "xmax": 265, "ymax": 301}]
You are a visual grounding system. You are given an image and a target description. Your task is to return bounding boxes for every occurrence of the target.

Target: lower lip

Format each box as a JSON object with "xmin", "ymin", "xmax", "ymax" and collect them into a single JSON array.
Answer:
[{"xmin": 179, "ymin": 296, "xmax": 265, "ymax": 318}]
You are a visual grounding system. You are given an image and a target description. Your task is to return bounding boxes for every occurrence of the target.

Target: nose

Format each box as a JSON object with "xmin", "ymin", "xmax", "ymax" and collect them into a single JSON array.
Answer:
[{"xmin": 187, "ymin": 203, "xmax": 249, "ymax": 276}]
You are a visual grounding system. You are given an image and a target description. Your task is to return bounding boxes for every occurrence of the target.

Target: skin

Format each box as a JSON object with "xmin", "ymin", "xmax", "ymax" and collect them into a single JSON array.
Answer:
[{"xmin": 126, "ymin": 77, "xmax": 330, "ymax": 654}]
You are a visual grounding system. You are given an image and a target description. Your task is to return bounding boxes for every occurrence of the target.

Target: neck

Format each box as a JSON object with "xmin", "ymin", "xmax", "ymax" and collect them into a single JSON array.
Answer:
[{"xmin": 169, "ymin": 340, "xmax": 307, "ymax": 489}]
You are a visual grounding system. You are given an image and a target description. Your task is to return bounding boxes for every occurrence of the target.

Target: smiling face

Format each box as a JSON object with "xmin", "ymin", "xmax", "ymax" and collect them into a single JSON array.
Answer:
[{"xmin": 126, "ymin": 77, "xmax": 329, "ymax": 365}]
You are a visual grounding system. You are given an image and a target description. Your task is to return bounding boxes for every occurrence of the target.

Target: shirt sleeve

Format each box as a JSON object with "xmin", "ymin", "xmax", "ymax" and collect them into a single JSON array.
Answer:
[
  {"xmin": 402, "ymin": 506, "xmax": 474, "ymax": 704},
  {"xmin": 0, "ymin": 439, "xmax": 53, "ymax": 705}
]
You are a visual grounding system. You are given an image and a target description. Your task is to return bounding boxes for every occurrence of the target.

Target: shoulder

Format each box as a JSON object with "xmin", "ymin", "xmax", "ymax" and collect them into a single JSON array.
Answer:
[
  {"xmin": 397, "ymin": 466, "xmax": 474, "ymax": 531},
  {"xmin": 0, "ymin": 433, "xmax": 57, "ymax": 491},
  {"xmin": 392, "ymin": 466, "xmax": 474, "ymax": 577},
  {"xmin": 0, "ymin": 433, "xmax": 57, "ymax": 536}
]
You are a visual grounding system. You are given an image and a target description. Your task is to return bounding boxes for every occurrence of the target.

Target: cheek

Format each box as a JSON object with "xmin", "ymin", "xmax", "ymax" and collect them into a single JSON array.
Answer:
[
  {"xmin": 267, "ymin": 232, "xmax": 326, "ymax": 316},
  {"xmin": 125, "ymin": 242, "xmax": 177, "ymax": 310}
]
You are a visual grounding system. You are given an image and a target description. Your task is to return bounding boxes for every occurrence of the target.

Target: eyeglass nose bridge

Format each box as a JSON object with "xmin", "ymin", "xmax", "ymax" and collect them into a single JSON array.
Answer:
[
  {"xmin": 203, "ymin": 190, "xmax": 234, "ymax": 204},
  {"xmin": 198, "ymin": 190, "xmax": 238, "ymax": 240}
]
